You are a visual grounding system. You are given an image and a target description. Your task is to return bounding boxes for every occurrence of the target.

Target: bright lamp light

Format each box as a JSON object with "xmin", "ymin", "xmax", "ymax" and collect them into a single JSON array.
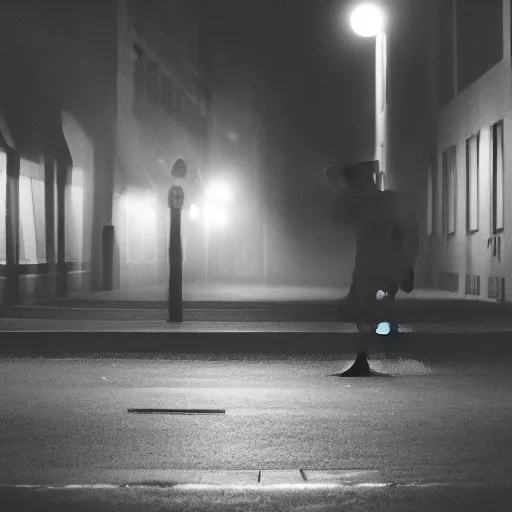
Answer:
[
  {"xmin": 203, "ymin": 201, "xmax": 229, "ymax": 228},
  {"xmin": 212, "ymin": 212, "xmax": 228, "ymax": 227},
  {"xmin": 189, "ymin": 204, "xmax": 200, "ymax": 220},
  {"xmin": 350, "ymin": 3, "xmax": 384, "ymax": 37},
  {"xmin": 206, "ymin": 182, "xmax": 233, "ymax": 203}
]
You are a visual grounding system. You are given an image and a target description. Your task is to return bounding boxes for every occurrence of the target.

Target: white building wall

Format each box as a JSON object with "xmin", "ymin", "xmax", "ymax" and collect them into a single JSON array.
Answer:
[{"xmin": 436, "ymin": 0, "xmax": 512, "ymax": 299}]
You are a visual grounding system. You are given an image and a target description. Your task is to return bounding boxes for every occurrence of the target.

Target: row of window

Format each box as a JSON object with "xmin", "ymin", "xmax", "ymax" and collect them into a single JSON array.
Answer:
[
  {"xmin": 0, "ymin": 153, "xmax": 85, "ymax": 265},
  {"xmin": 430, "ymin": 120, "xmax": 505, "ymax": 239},
  {"xmin": 133, "ymin": 0, "xmax": 201, "ymax": 72},
  {"xmin": 133, "ymin": 44, "xmax": 210, "ymax": 136}
]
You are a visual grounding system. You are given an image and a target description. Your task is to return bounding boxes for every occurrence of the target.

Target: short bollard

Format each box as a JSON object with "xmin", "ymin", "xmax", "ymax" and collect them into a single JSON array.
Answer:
[
  {"xmin": 168, "ymin": 185, "xmax": 184, "ymax": 323},
  {"xmin": 167, "ymin": 158, "xmax": 187, "ymax": 323}
]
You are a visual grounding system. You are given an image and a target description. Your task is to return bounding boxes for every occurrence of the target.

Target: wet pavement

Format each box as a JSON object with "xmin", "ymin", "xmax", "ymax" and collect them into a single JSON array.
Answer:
[{"xmin": 1, "ymin": 353, "xmax": 511, "ymax": 487}]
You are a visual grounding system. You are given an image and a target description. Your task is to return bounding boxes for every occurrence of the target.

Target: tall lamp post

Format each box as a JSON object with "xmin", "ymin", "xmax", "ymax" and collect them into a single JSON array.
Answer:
[
  {"xmin": 168, "ymin": 158, "xmax": 187, "ymax": 323},
  {"xmin": 337, "ymin": 3, "xmax": 390, "ymax": 378},
  {"xmin": 349, "ymin": 2, "xmax": 386, "ymax": 188}
]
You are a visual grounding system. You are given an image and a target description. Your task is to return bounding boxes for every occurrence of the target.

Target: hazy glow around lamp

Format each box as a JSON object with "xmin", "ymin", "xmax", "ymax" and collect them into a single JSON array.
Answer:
[
  {"xmin": 189, "ymin": 203, "xmax": 200, "ymax": 220},
  {"xmin": 206, "ymin": 182, "xmax": 233, "ymax": 203},
  {"xmin": 349, "ymin": 3, "xmax": 384, "ymax": 37}
]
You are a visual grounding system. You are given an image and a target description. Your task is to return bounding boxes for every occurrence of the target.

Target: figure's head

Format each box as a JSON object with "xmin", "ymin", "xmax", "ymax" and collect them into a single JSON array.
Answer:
[
  {"xmin": 325, "ymin": 164, "xmax": 350, "ymax": 193},
  {"xmin": 326, "ymin": 161, "xmax": 379, "ymax": 196}
]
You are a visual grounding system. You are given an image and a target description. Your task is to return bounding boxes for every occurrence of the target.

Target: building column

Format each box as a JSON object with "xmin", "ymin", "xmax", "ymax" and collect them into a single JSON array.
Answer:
[
  {"xmin": 4, "ymin": 148, "xmax": 19, "ymax": 305},
  {"xmin": 44, "ymin": 158, "xmax": 56, "ymax": 279},
  {"xmin": 56, "ymin": 161, "xmax": 69, "ymax": 297}
]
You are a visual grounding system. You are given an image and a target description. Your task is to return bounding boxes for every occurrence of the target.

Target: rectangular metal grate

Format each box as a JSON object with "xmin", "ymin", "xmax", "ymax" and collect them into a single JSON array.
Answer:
[
  {"xmin": 128, "ymin": 409, "xmax": 226, "ymax": 415},
  {"xmin": 488, "ymin": 277, "xmax": 506, "ymax": 301},
  {"xmin": 465, "ymin": 274, "xmax": 480, "ymax": 296},
  {"xmin": 439, "ymin": 271, "xmax": 459, "ymax": 292}
]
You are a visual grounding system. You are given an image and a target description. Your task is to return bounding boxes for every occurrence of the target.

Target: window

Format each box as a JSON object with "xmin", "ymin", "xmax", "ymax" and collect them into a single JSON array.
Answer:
[
  {"xmin": 492, "ymin": 121, "xmax": 504, "ymax": 233},
  {"xmin": 442, "ymin": 146, "xmax": 457, "ymax": 236},
  {"xmin": 146, "ymin": 59, "xmax": 160, "ymax": 105},
  {"xmin": 427, "ymin": 165, "xmax": 433, "ymax": 237},
  {"xmin": 0, "ymin": 151, "xmax": 6, "ymax": 263},
  {"xmin": 133, "ymin": 44, "xmax": 145, "ymax": 97},
  {"xmin": 19, "ymin": 158, "xmax": 46, "ymax": 264},
  {"xmin": 174, "ymin": 87, "xmax": 183, "ymax": 119},
  {"xmin": 125, "ymin": 192, "xmax": 157, "ymax": 263},
  {"xmin": 65, "ymin": 168, "xmax": 84, "ymax": 262},
  {"xmin": 466, "ymin": 134, "xmax": 479, "ymax": 233},
  {"xmin": 161, "ymin": 74, "xmax": 174, "ymax": 114}
]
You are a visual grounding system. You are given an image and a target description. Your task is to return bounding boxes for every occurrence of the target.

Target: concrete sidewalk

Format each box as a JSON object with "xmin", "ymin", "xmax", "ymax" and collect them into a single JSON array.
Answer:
[
  {"xmin": 26, "ymin": 282, "xmax": 481, "ymax": 304},
  {"xmin": 2, "ymin": 318, "xmax": 512, "ymax": 333},
  {"xmin": 2, "ymin": 283, "xmax": 512, "ymax": 334},
  {"xmin": 5, "ymin": 283, "xmax": 511, "ymax": 316}
]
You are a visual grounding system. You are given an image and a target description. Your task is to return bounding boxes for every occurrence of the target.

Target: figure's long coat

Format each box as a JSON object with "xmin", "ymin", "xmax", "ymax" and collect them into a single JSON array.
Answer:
[{"xmin": 352, "ymin": 189, "xmax": 419, "ymax": 293}]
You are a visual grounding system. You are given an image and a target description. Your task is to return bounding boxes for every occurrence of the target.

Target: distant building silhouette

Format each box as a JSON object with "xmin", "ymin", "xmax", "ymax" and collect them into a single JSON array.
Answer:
[{"xmin": 0, "ymin": 0, "xmax": 270, "ymax": 304}]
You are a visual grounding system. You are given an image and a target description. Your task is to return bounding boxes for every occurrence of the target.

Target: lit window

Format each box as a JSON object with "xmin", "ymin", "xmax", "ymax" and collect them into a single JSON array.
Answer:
[
  {"xmin": 427, "ymin": 165, "xmax": 433, "ymax": 237},
  {"xmin": 0, "ymin": 151, "xmax": 6, "ymax": 263},
  {"xmin": 19, "ymin": 158, "xmax": 46, "ymax": 264},
  {"xmin": 442, "ymin": 146, "xmax": 457, "ymax": 236},
  {"xmin": 466, "ymin": 134, "xmax": 479, "ymax": 233},
  {"xmin": 125, "ymin": 192, "xmax": 157, "ymax": 263}
]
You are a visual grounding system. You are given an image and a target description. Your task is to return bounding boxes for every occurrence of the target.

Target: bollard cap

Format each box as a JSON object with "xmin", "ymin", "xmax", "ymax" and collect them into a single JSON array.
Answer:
[{"xmin": 169, "ymin": 185, "xmax": 184, "ymax": 209}]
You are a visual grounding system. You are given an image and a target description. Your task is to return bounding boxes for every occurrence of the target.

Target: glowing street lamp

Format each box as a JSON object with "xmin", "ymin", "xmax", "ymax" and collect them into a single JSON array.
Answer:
[
  {"xmin": 349, "ymin": 2, "xmax": 386, "ymax": 189},
  {"xmin": 349, "ymin": 3, "xmax": 385, "ymax": 38},
  {"xmin": 205, "ymin": 182, "xmax": 233, "ymax": 204}
]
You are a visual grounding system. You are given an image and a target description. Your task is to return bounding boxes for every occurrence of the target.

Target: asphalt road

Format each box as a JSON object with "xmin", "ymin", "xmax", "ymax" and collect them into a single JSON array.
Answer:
[{"xmin": 1, "ymin": 351, "xmax": 512, "ymax": 510}]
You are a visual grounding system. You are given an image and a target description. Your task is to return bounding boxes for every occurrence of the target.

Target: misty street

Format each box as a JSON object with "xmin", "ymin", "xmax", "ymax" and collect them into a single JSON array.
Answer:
[
  {"xmin": 1, "ymin": 0, "xmax": 511, "ymax": 509},
  {"xmin": 1, "ymin": 350, "xmax": 512, "ymax": 509}
]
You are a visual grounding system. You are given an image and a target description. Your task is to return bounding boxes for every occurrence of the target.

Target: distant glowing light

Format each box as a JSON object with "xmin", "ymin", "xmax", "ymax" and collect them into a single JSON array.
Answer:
[
  {"xmin": 350, "ymin": 3, "xmax": 385, "ymax": 37},
  {"xmin": 212, "ymin": 212, "xmax": 228, "ymax": 227},
  {"xmin": 376, "ymin": 322, "xmax": 391, "ymax": 335},
  {"xmin": 206, "ymin": 182, "xmax": 233, "ymax": 203},
  {"xmin": 124, "ymin": 194, "xmax": 157, "ymax": 226},
  {"xmin": 203, "ymin": 202, "xmax": 229, "ymax": 228},
  {"xmin": 189, "ymin": 204, "xmax": 200, "ymax": 220}
]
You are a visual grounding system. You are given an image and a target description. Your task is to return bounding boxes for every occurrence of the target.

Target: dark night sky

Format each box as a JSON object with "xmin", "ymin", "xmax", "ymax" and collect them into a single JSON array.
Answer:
[{"xmin": 208, "ymin": 0, "xmax": 376, "ymax": 208}]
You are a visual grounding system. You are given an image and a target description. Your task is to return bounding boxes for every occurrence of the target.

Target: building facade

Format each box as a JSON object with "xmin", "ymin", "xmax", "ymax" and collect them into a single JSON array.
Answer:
[
  {"xmin": 430, "ymin": 0, "xmax": 511, "ymax": 301},
  {"xmin": 0, "ymin": 0, "xmax": 214, "ymax": 305},
  {"xmin": 205, "ymin": 47, "xmax": 268, "ymax": 283},
  {"xmin": 382, "ymin": 0, "xmax": 512, "ymax": 300},
  {"xmin": 115, "ymin": 0, "xmax": 213, "ymax": 290}
]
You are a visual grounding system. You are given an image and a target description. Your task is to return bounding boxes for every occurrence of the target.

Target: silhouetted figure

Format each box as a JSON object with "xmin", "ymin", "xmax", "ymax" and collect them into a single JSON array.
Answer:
[{"xmin": 326, "ymin": 161, "xmax": 419, "ymax": 329}]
